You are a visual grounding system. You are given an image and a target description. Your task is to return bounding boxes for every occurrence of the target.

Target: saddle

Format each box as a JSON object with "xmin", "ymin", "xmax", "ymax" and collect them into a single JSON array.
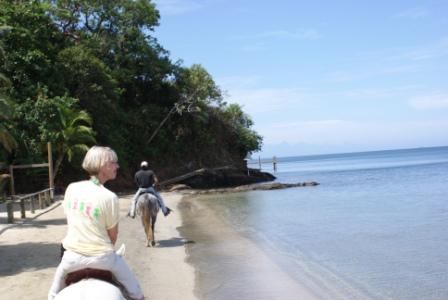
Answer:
[
  {"xmin": 137, "ymin": 189, "xmax": 157, "ymax": 198},
  {"xmin": 65, "ymin": 268, "xmax": 115, "ymax": 286}
]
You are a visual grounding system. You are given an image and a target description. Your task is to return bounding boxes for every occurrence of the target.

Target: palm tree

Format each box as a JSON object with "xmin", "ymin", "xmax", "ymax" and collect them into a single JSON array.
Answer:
[{"xmin": 52, "ymin": 102, "xmax": 96, "ymax": 181}]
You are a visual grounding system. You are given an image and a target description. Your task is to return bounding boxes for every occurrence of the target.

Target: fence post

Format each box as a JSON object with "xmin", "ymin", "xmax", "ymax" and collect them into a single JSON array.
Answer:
[
  {"xmin": 48, "ymin": 142, "xmax": 54, "ymax": 200},
  {"xmin": 30, "ymin": 196, "xmax": 35, "ymax": 214},
  {"xmin": 20, "ymin": 198, "xmax": 26, "ymax": 218},
  {"xmin": 45, "ymin": 190, "xmax": 51, "ymax": 206},
  {"xmin": 6, "ymin": 200, "xmax": 14, "ymax": 223},
  {"xmin": 38, "ymin": 193, "xmax": 44, "ymax": 209},
  {"xmin": 9, "ymin": 165, "xmax": 15, "ymax": 196}
]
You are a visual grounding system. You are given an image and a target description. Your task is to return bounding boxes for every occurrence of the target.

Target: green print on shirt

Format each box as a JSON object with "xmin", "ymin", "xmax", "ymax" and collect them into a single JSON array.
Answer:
[
  {"xmin": 66, "ymin": 199, "xmax": 100, "ymax": 220},
  {"xmin": 93, "ymin": 207, "xmax": 101, "ymax": 219}
]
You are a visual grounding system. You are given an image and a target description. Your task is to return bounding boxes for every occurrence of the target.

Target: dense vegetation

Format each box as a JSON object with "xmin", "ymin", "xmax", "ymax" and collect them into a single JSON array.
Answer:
[{"xmin": 0, "ymin": 0, "xmax": 262, "ymax": 187}]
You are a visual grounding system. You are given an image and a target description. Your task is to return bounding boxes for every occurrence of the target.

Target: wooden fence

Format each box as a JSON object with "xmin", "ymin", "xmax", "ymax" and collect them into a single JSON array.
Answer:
[{"xmin": 4, "ymin": 188, "xmax": 54, "ymax": 224}]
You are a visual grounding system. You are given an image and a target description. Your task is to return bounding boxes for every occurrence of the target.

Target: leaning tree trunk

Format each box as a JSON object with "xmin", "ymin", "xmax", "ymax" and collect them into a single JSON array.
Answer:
[{"xmin": 52, "ymin": 152, "xmax": 65, "ymax": 182}]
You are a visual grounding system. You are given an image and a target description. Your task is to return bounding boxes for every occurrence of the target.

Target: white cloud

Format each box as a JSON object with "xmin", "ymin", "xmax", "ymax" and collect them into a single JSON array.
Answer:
[
  {"xmin": 409, "ymin": 93, "xmax": 448, "ymax": 109},
  {"xmin": 219, "ymin": 76, "xmax": 422, "ymax": 116},
  {"xmin": 394, "ymin": 7, "xmax": 429, "ymax": 19},
  {"xmin": 232, "ymin": 28, "xmax": 321, "ymax": 41},
  {"xmin": 218, "ymin": 75, "xmax": 262, "ymax": 89},
  {"xmin": 327, "ymin": 39, "xmax": 448, "ymax": 83},
  {"xmin": 225, "ymin": 87, "xmax": 308, "ymax": 114},
  {"xmin": 341, "ymin": 86, "xmax": 418, "ymax": 99},
  {"xmin": 325, "ymin": 63, "xmax": 420, "ymax": 83},
  {"xmin": 256, "ymin": 29, "xmax": 321, "ymax": 40},
  {"xmin": 256, "ymin": 120, "xmax": 448, "ymax": 156},
  {"xmin": 241, "ymin": 42, "xmax": 267, "ymax": 52},
  {"xmin": 389, "ymin": 37, "xmax": 448, "ymax": 62},
  {"xmin": 218, "ymin": 75, "xmax": 310, "ymax": 113},
  {"xmin": 325, "ymin": 71, "xmax": 358, "ymax": 83}
]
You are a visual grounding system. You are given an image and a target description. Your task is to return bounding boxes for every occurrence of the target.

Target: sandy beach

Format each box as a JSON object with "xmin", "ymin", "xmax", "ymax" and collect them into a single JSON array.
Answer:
[
  {"xmin": 0, "ymin": 192, "xmax": 197, "ymax": 300},
  {"xmin": 0, "ymin": 190, "xmax": 321, "ymax": 300}
]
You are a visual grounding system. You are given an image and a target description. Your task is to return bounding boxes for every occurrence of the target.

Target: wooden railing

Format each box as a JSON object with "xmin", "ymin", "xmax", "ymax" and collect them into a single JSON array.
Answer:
[{"xmin": 4, "ymin": 188, "xmax": 54, "ymax": 224}]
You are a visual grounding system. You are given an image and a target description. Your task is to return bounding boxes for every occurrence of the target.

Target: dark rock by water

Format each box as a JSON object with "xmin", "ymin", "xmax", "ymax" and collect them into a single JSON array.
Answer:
[
  {"xmin": 172, "ymin": 181, "xmax": 319, "ymax": 195},
  {"xmin": 161, "ymin": 166, "xmax": 275, "ymax": 189},
  {"xmin": 161, "ymin": 166, "xmax": 319, "ymax": 194}
]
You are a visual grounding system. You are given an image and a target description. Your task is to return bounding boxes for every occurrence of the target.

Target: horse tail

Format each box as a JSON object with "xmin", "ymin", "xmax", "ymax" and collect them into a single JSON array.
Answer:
[{"xmin": 137, "ymin": 193, "xmax": 159, "ymax": 247}]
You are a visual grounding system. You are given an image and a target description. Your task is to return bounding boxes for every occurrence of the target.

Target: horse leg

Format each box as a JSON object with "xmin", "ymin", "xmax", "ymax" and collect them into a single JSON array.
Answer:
[
  {"xmin": 150, "ymin": 217, "xmax": 156, "ymax": 247},
  {"xmin": 145, "ymin": 216, "xmax": 152, "ymax": 247},
  {"xmin": 146, "ymin": 215, "xmax": 154, "ymax": 247},
  {"xmin": 141, "ymin": 211, "xmax": 150, "ymax": 247}
]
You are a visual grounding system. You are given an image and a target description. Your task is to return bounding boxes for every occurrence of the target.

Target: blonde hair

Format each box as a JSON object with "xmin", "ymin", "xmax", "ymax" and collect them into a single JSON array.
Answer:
[{"xmin": 82, "ymin": 146, "xmax": 118, "ymax": 175}]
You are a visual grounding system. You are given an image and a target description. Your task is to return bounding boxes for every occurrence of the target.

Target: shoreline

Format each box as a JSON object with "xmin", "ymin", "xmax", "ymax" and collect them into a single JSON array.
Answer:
[
  {"xmin": 0, "ymin": 190, "xmax": 319, "ymax": 300},
  {"xmin": 178, "ymin": 193, "xmax": 319, "ymax": 300}
]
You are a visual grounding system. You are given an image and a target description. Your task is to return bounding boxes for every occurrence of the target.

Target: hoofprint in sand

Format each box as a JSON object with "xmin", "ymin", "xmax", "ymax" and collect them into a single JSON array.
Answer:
[{"xmin": 0, "ymin": 192, "xmax": 197, "ymax": 300}]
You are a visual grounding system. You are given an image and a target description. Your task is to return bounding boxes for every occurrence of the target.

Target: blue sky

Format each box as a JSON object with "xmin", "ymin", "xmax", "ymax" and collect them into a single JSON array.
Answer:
[{"xmin": 152, "ymin": 0, "xmax": 448, "ymax": 157}]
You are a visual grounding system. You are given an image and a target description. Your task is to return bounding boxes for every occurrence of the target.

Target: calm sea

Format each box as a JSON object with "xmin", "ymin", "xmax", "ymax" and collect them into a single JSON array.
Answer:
[{"xmin": 184, "ymin": 146, "xmax": 448, "ymax": 300}]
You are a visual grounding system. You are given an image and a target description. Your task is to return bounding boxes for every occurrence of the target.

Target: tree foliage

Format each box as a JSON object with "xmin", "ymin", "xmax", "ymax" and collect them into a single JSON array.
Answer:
[
  {"xmin": 0, "ymin": 0, "xmax": 262, "ymax": 185},
  {"xmin": 0, "ymin": 24, "xmax": 17, "ymax": 156}
]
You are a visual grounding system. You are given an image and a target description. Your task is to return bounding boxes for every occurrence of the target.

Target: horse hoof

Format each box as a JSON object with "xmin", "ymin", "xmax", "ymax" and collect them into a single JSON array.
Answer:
[{"xmin": 151, "ymin": 241, "xmax": 156, "ymax": 247}]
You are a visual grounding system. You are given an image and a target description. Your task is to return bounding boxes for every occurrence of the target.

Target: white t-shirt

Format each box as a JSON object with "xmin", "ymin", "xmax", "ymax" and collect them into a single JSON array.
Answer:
[{"xmin": 62, "ymin": 180, "xmax": 119, "ymax": 256}]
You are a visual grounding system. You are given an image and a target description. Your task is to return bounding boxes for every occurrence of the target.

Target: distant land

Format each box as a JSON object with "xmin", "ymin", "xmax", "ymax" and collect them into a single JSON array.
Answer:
[{"xmin": 253, "ymin": 144, "xmax": 448, "ymax": 161}]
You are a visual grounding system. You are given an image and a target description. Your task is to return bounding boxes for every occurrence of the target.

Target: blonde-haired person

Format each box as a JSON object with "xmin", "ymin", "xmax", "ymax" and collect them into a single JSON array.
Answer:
[{"xmin": 48, "ymin": 146, "xmax": 145, "ymax": 300}]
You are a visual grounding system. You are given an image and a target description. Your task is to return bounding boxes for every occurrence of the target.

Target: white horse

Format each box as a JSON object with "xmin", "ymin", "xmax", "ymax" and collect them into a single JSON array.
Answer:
[
  {"xmin": 54, "ymin": 278, "xmax": 124, "ymax": 300},
  {"xmin": 54, "ymin": 245, "xmax": 127, "ymax": 300},
  {"xmin": 136, "ymin": 192, "xmax": 159, "ymax": 247}
]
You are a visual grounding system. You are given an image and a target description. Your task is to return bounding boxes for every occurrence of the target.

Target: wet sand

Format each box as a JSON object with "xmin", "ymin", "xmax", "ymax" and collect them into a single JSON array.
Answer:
[
  {"xmin": 178, "ymin": 195, "xmax": 318, "ymax": 300},
  {"xmin": 0, "ymin": 192, "xmax": 196, "ymax": 300}
]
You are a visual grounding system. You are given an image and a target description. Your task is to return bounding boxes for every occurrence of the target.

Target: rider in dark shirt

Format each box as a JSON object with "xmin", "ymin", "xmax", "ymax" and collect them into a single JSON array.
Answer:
[
  {"xmin": 134, "ymin": 169, "xmax": 155, "ymax": 188},
  {"xmin": 128, "ymin": 161, "xmax": 171, "ymax": 218}
]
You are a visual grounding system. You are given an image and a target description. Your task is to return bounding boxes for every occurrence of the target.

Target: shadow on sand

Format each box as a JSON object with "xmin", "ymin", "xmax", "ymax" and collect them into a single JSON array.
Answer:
[
  {"xmin": 0, "ymin": 218, "xmax": 66, "ymax": 235},
  {"xmin": 0, "ymin": 242, "xmax": 61, "ymax": 276},
  {"xmin": 157, "ymin": 237, "xmax": 195, "ymax": 248}
]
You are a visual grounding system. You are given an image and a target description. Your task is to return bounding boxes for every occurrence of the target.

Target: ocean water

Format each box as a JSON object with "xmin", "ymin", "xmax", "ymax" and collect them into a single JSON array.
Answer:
[{"xmin": 184, "ymin": 146, "xmax": 448, "ymax": 300}]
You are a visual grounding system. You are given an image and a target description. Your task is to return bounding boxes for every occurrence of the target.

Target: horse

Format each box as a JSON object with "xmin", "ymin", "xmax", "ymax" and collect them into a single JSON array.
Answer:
[
  {"xmin": 54, "ymin": 245, "xmax": 127, "ymax": 300},
  {"xmin": 54, "ymin": 278, "xmax": 124, "ymax": 300},
  {"xmin": 136, "ymin": 192, "xmax": 159, "ymax": 247}
]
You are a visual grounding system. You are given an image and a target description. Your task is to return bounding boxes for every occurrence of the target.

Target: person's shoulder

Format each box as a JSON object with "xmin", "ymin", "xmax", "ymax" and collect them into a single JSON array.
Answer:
[
  {"xmin": 64, "ymin": 180, "xmax": 90, "ymax": 198},
  {"xmin": 66, "ymin": 180, "xmax": 90, "ymax": 190},
  {"xmin": 100, "ymin": 186, "xmax": 118, "ymax": 199}
]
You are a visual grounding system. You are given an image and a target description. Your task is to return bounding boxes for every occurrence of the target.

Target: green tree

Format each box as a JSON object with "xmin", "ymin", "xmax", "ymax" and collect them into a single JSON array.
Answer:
[
  {"xmin": 146, "ymin": 64, "xmax": 223, "ymax": 145},
  {"xmin": 52, "ymin": 97, "xmax": 96, "ymax": 181},
  {"xmin": 13, "ymin": 92, "xmax": 95, "ymax": 180},
  {"xmin": 0, "ymin": 1, "xmax": 264, "ymax": 184},
  {"xmin": 0, "ymin": 25, "xmax": 17, "ymax": 155},
  {"xmin": 221, "ymin": 103, "xmax": 262, "ymax": 155},
  {"xmin": 0, "ymin": 96, "xmax": 17, "ymax": 154},
  {"xmin": 0, "ymin": 1, "xmax": 67, "ymax": 100}
]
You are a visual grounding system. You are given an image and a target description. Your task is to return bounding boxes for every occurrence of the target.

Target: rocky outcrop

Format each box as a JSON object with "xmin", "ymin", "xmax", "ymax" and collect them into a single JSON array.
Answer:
[
  {"xmin": 161, "ymin": 166, "xmax": 276, "ymax": 189},
  {"xmin": 167, "ymin": 181, "xmax": 319, "ymax": 195}
]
